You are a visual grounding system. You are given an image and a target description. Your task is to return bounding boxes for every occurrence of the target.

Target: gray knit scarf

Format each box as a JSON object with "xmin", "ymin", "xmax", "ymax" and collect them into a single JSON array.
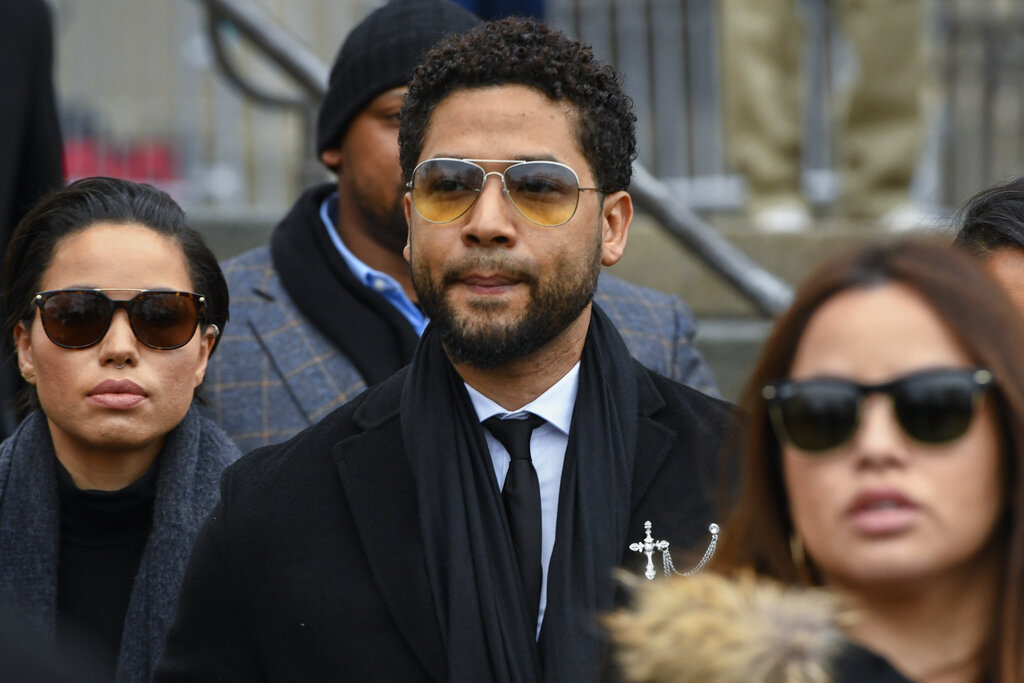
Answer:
[{"xmin": 0, "ymin": 405, "xmax": 240, "ymax": 682}]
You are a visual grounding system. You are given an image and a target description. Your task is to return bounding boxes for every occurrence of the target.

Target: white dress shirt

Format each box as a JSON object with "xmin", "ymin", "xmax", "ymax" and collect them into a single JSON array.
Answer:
[{"xmin": 465, "ymin": 361, "xmax": 580, "ymax": 638}]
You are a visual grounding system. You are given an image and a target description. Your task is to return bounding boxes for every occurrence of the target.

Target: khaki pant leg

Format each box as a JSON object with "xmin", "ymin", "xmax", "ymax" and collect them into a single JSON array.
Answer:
[
  {"xmin": 839, "ymin": 0, "xmax": 924, "ymax": 218},
  {"xmin": 721, "ymin": 0, "xmax": 806, "ymax": 212}
]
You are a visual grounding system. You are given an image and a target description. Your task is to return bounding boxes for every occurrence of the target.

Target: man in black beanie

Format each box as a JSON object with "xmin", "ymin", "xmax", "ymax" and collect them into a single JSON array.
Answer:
[{"xmin": 204, "ymin": 0, "xmax": 717, "ymax": 453}]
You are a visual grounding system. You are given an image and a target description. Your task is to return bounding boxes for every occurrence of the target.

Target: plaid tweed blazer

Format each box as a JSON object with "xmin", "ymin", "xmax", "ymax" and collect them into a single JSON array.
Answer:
[{"xmin": 205, "ymin": 245, "xmax": 717, "ymax": 452}]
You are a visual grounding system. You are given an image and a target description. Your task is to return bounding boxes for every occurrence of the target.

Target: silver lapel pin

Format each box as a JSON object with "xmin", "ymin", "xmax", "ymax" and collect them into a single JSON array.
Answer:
[{"xmin": 629, "ymin": 520, "xmax": 720, "ymax": 580}]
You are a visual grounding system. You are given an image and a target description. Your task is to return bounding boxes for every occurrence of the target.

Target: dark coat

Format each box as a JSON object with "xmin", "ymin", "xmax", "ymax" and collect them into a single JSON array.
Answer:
[
  {"xmin": 0, "ymin": 0, "xmax": 62, "ymax": 247},
  {"xmin": 0, "ymin": 0, "xmax": 63, "ymax": 435},
  {"xmin": 834, "ymin": 643, "xmax": 914, "ymax": 683},
  {"xmin": 157, "ymin": 364, "xmax": 735, "ymax": 682}
]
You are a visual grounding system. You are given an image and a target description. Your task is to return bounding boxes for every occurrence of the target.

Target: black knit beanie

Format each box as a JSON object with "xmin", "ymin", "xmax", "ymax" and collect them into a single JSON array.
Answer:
[{"xmin": 316, "ymin": 0, "xmax": 481, "ymax": 157}]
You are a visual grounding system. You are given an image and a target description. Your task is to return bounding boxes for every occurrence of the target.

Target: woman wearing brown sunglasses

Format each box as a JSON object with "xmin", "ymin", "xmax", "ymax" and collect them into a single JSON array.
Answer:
[
  {"xmin": 0, "ymin": 177, "xmax": 239, "ymax": 680},
  {"xmin": 610, "ymin": 240, "xmax": 1024, "ymax": 682}
]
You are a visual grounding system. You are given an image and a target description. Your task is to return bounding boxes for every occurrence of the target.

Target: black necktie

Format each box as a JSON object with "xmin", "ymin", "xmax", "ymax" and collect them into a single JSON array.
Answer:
[{"xmin": 484, "ymin": 413, "xmax": 546, "ymax": 629}]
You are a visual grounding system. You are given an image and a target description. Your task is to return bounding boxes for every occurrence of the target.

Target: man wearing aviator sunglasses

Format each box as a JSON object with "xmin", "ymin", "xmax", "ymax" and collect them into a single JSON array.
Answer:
[
  {"xmin": 204, "ymin": 0, "xmax": 717, "ymax": 455},
  {"xmin": 160, "ymin": 16, "xmax": 734, "ymax": 682}
]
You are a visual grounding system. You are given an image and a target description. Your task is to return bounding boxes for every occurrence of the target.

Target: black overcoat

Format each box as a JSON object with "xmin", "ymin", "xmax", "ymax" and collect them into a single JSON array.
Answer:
[{"xmin": 157, "ymin": 364, "xmax": 735, "ymax": 681}]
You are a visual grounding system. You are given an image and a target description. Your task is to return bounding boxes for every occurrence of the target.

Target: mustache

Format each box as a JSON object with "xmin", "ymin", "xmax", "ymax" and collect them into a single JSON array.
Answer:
[{"xmin": 441, "ymin": 256, "xmax": 539, "ymax": 286}]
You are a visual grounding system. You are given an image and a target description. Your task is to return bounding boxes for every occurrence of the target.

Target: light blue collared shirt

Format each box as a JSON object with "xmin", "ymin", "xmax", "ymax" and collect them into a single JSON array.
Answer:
[
  {"xmin": 320, "ymin": 193, "xmax": 427, "ymax": 335},
  {"xmin": 465, "ymin": 361, "xmax": 581, "ymax": 639}
]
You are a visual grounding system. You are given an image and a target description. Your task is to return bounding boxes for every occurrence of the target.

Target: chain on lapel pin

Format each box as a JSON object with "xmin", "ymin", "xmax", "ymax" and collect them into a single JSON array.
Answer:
[{"xmin": 628, "ymin": 520, "xmax": 720, "ymax": 580}]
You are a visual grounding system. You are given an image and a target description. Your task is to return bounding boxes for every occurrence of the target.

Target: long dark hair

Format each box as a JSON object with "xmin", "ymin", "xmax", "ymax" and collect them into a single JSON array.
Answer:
[{"xmin": 712, "ymin": 239, "xmax": 1024, "ymax": 682}]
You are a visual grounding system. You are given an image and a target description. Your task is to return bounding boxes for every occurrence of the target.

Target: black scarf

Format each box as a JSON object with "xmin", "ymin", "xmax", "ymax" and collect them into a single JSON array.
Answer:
[
  {"xmin": 270, "ymin": 184, "xmax": 420, "ymax": 385},
  {"xmin": 402, "ymin": 304, "xmax": 638, "ymax": 682}
]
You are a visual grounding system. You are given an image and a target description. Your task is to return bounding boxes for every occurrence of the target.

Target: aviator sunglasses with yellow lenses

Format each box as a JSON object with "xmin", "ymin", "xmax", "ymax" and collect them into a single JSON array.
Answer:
[{"xmin": 407, "ymin": 158, "xmax": 601, "ymax": 227}]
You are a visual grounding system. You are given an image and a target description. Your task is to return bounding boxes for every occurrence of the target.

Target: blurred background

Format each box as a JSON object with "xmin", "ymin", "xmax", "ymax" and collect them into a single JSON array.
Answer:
[{"xmin": 43, "ymin": 0, "xmax": 1024, "ymax": 399}]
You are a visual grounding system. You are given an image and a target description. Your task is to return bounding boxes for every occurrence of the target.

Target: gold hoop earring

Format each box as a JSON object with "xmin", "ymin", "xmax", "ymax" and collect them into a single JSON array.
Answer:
[
  {"xmin": 790, "ymin": 532, "xmax": 807, "ymax": 572},
  {"xmin": 20, "ymin": 371, "xmax": 35, "ymax": 381}
]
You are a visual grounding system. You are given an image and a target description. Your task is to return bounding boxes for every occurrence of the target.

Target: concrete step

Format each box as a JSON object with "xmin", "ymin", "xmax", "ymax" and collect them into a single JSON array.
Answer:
[
  {"xmin": 693, "ymin": 317, "xmax": 772, "ymax": 403},
  {"xmin": 610, "ymin": 211, "xmax": 948, "ymax": 318}
]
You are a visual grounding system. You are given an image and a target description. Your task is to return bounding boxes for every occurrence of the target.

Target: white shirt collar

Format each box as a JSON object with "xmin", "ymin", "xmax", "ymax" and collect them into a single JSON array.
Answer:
[{"xmin": 464, "ymin": 361, "xmax": 580, "ymax": 435}]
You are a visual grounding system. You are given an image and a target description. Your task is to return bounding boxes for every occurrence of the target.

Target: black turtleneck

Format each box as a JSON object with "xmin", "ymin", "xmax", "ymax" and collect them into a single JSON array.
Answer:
[{"xmin": 55, "ymin": 457, "xmax": 159, "ymax": 676}]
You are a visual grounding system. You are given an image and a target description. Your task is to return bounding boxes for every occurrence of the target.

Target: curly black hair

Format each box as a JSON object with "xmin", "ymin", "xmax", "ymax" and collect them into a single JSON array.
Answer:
[{"xmin": 399, "ymin": 16, "xmax": 637, "ymax": 194}]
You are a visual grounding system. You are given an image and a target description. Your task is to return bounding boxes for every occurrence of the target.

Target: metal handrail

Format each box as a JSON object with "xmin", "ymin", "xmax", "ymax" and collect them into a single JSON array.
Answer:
[
  {"xmin": 192, "ymin": 0, "xmax": 794, "ymax": 317},
  {"xmin": 198, "ymin": 0, "xmax": 327, "ymax": 100},
  {"xmin": 630, "ymin": 165, "xmax": 793, "ymax": 315},
  {"xmin": 207, "ymin": 14, "xmax": 307, "ymax": 109}
]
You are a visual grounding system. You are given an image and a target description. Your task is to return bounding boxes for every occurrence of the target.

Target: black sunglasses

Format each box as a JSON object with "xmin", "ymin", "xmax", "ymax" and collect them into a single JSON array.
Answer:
[
  {"xmin": 762, "ymin": 367, "xmax": 994, "ymax": 453},
  {"xmin": 33, "ymin": 289, "xmax": 208, "ymax": 350},
  {"xmin": 407, "ymin": 157, "xmax": 601, "ymax": 227}
]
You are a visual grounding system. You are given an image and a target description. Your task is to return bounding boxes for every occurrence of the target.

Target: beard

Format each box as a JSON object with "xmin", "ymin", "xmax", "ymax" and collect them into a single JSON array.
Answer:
[
  {"xmin": 411, "ymin": 231, "xmax": 603, "ymax": 369},
  {"xmin": 353, "ymin": 183, "xmax": 409, "ymax": 255}
]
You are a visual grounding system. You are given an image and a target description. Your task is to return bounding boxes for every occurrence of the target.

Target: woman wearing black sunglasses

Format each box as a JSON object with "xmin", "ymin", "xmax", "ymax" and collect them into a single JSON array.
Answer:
[
  {"xmin": 709, "ymin": 240, "xmax": 1024, "ymax": 682},
  {"xmin": 0, "ymin": 177, "xmax": 239, "ymax": 680},
  {"xmin": 610, "ymin": 240, "xmax": 1024, "ymax": 683}
]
